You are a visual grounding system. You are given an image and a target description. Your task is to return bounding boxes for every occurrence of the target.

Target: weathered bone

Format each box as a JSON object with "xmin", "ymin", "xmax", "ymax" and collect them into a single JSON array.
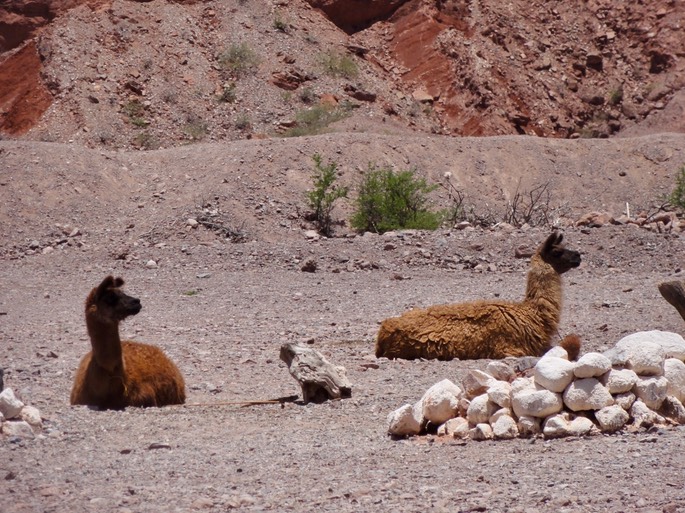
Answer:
[{"xmin": 279, "ymin": 343, "xmax": 352, "ymax": 404}]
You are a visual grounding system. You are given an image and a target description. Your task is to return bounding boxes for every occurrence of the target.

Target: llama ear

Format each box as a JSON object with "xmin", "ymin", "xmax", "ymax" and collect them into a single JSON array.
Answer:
[
  {"xmin": 113, "ymin": 277, "xmax": 125, "ymax": 288},
  {"xmin": 96, "ymin": 276, "xmax": 116, "ymax": 298},
  {"xmin": 542, "ymin": 232, "xmax": 561, "ymax": 253}
]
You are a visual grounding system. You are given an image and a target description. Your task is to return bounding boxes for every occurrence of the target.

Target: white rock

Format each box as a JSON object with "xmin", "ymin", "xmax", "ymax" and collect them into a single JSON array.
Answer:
[
  {"xmin": 20, "ymin": 406, "xmax": 42, "ymax": 433},
  {"xmin": 664, "ymin": 358, "xmax": 685, "ymax": 403},
  {"xmin": 544, "ymin": 346, "xmax": 569, "ymax": 360},
  {"xmin": 485, "ymin": 361, "xmax": 515, "ymax": 382},
  {"xmin": 542, "ymin": 413, "xmax": 570, "ymax": 438},
  {"xmin": 486, "ymin": 381, "xmax": 512, "ymax": 408},
  {"xmin": 615, "ymin": 391, "xmax": 636, "ymax": 411},
  {"xmin": 568, "ymin": 416, "xmax": 596, "ymax": 436},
  {"xmin": 489, "ymin": 407, "xmax": 513, "ymax": 423},
  {"xmin": 517, "ymin": 415, "xmax": 541, "ymax": 437},
  {"xmin": 462, "ymin": 370, "xmax": 495, "ymax": 399},
  {"xmin": 610, "ymin": 330, "xmax": 685, "ymax": 362},
  {"xmin": 2, "ymin": 420, "xmax": 35, "ymax": 439},
  {"xmin": 304, "ymin": 230, "xmax": 320, "ymax": 240},
  {"xmin": 630, "ymin": 400, "xmax": 665, "ymax": 428},
  {"xmin": 511, "ymin": 376, "xmax": 534, "ymax": 393},
  {"xmin": 0, "ymin": 388, "xmax": 25, "ymax": 419},
  {"xmin": 387, "ymin": 403, "xmax": 423, "ymax": 436},
  {"xmin": 511, "ymin": 384, "xmax": 563, "ymax": 418},
  {"xmin": 602, "ymin": 368, "xmax": 638, "ymax": 394},
  {"xmin": 469, "ymin": 423, "xmax": 494, "ymax": 441},
  {"xmin": 466, "ymin": 394, "xmax": 498, "ymax": 425},
  {"xmin": 492, "ymin": 414, "xmax": 519, "ymax": 439},
  {"xmin": 633, "ymin": 375, "xmax": 668, "ymax": 410},
  {"xmin": 437, "ymin": 417, "xmax": 470, "ymax": 438},
  {"xmin": 145, "ymin": 259, "xmax": 158, "ymax": 269},
  {"xmin": 605, "ymin": 337, "xmax": 666, "ymax": 375},
  {"xmin": 421, "ymin": 379, "xmax": 462, "ymax": 424},
  {"xmin": 595, "ymin": 405, "xmax": 630, "ymax": 432},
  {"xmin": 574, "ymin": 352, "xmax": 612, "ymax": 378},
  {"xmin": 543, "ymin": 413, "xmax": 594, "ymax": 438},
  {"xmin": 457, "ymin": 397, "xmax": 470, "ymax": 418},
  {"xmin": 534, "ymin": 356, "xmax": 575, "ymax": 392},
  {"xmin": 563, "ymin": 378, "xmax": 614, "ymax": 411}
]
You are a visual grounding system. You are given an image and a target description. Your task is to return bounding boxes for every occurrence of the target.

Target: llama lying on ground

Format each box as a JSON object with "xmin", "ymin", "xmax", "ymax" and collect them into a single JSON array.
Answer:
[
  {"xmin": 375, "ymin": 232, "xmax": 581, "ymax": 361},
  {"xmin": 70, "ymin": 276, "xmax": 186, "ymax": 409}
]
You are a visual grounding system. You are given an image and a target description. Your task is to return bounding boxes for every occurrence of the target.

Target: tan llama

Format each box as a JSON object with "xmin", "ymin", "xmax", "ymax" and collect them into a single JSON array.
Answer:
[
  {"xmin": 375, "ymin": 232, "xmax": 581, "ymax": 360},
  {"xmin": 70, "ymin": 276, "xmax": 186, "ymax": 409}
]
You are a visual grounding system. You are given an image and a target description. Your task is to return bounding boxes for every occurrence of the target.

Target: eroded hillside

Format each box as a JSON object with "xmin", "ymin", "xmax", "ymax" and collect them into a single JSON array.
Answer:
[{"xmin": 0, "ymin": 0, "xmax": 683, "ymax": 148}]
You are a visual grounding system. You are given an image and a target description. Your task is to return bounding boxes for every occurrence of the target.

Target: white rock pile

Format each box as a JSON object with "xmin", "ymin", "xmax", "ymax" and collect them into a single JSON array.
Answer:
[
  {"xmin": 387, "ymin": 330, "xmax": 685, "ymax": 440},
  {"xmin": 0, "ymin": 388, "xmax": 44, "ymax": 441}
]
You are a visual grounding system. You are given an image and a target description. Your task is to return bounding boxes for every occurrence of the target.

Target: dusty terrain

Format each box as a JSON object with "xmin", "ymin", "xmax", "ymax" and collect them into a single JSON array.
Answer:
[
  {"xmin": 2, "ymin": 0, "xmax": 685, "ymax": 512},
  {"xmin": 2, "ymin": 132, "xmax": 685, "ymax": 512}
]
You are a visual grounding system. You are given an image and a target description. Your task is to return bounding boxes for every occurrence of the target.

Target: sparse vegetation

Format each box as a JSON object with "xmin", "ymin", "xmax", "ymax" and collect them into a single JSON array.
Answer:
[
  {"xmin": 133, "ymin": 131, "xmax": 160, "ymax": 150},
  {"xmin": 235, "ymin": 114, "xmax": 252, "ymax": 131},
  {"xmin": 306, "ymin": 154, "xmax": 349, "ymax": 237},
  {"xmin": 282, "ymin": 103, "xmax": 353, "ymax": 137},
  {"xmin": 218, "ymin": 82, "xmax": 237, "ymax": 103},
  {"xmin": 609, "ymin": 87, "xmax": 624, "ymax": 105},
  {"xmin": 669, "ymin": 165, "xmax": 685, "ymax": 211},
  {"xmin": 123, "ymin": 100, "xmax": 148, "ymax": 127},
  {"xmin": 350, "ymin": 165, "xmax": 441, "ymax": 234},
  {"xmin": 503, "ymin": 179, "xmax": 556, "ymax": 227},
  {"xmin": 273, "ymin": 14, "xmax": 289, "ymax": 33},
  {"xmin": 318, "ymin": 51, "xmax": 358, "ymax": 78},
  {"xmin": 183, "ymin": 114, "xmax": 208, "ymax": 141},
  {"xmin": 218, "ymin": 43, "xmax": 260, "ymax": 76},
  {"xmin": 299, "ymin": 87, "xmax": 316, "ymax": 104}
]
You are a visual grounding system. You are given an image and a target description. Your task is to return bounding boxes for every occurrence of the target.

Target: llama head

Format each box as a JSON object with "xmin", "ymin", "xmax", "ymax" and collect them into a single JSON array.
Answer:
[
  {"xmin": 539, "ymin": 232, "xmax": 581, "ymax": 274},
  {"xmin": 86, "ymin": 276, "xmax": 142, "ymax": 322}
]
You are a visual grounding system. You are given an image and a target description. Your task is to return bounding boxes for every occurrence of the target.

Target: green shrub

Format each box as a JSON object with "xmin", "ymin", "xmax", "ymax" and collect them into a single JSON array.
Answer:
[
  {"xmin": 123, "ymin": 100, "xmax": 148, "ymax": 127},
  {"xmin": 218, "ymin": 43, "xmax": 259, "ymax": 75},
  {"xmin": 670, "ymin": 165, "xmax": 685, "ymax": 210},
  {"xmin": 218, "ymin": 82, "xmax": 237, "ymax": 103},
  {"xmin": 235, "ymin": 114, "xmax": 252, "ymax": 131},
  {"xmin": 306, "ymin": 155, "xmax": 348, "ymax": 236},
  {"xmin": 183, "ymin": 114, "xmax": 208, "ymax": 141},
  {"xmin": 273, "ymin": 14, "xmax": 289, "ymax": 33},
  {"xmin": 318, "ymin": 51, "xmax": 358, "ymax": 78},
  {"xmin": 283, "ymin": 103, "xmax": 352, "ymax": 137},
  {"xmin": 351, "ymin": 165, "xmax": 441, "ymax": 233}
]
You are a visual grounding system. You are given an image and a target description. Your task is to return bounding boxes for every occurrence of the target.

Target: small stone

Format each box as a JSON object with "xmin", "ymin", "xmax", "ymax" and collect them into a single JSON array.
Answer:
[
  {"xmin": 485, "ymin": 361, "xmax": 515, "ymax": 382},
  {"xmin": 664, "ymin": 358, "xmax": 685, "ymax": 402},
  {"xmin": 466, "ymin": 393, "xmax": 498, "ymax": 425},
  {"xmin": 630, "ymin": 400, "xmax": 665, "ymax": 428},
  {"xmin": 1, "ymin": 420, "xmax": 35, "ymax": 439},
  {"xmin": 300, "ymin": 259, "xmax": 317, "ymax": 273},
  {"xmin": 614, "ymin": 391, "xmax": 636, "ymax": 411},
  {"xmin": 534, "ymin": 356, "xmax": 575, "ymax": 392},
  {"xmin": 602, "ymin": 368, "xmax": 638, "ymax": 394},
  {"xmin": 20, "ymin": 406, "xmax": 42, "ymax": 433},
  {"xmin": 486, "ymin": 380, "xmax": 511, "ymax": 408},
  {"xmin": 437, "ymin": 417, "xmax": 470, "ymax": 438},
  {"xmin": 517, "ymin": 415, "xmax": 541, "ymax": 437},
  {"xmin": 492, "ymin": 414, "xmax": 519, "ymax": 439},
  {"xmin": 145, "ymin": 260, "xmax": 158, "ymax": 269},
  {"xmin": 421, "ymin": 379, "xmax": 462, "ymax": 424},
  {"xmin": 387, "ymin": 403, "xmax": 423, "ymax": 437},
  {"xmin": 511, "ymin": 381, "xmax": 563, "ymax": 418},
  {"xmin": 0, "ymin": 388, "xmax": 25, "ymax": 419}
]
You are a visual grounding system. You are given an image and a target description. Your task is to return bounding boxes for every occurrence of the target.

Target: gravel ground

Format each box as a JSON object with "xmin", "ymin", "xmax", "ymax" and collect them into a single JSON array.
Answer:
[{"xmin": 2, "ymin": 222, "xmax": 685, "ymax": 513}]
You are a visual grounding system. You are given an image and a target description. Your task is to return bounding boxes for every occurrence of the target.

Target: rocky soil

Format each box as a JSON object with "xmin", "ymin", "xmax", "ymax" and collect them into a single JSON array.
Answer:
[
  {"xmin": 1, "ymin": 0, "xmax": 685, "ymax": 145},
  {"xmin": 1, "ymin": 131, "xmax": 685, "ymax": 512},
  {"xmin": 2, "ymin": 1, "xmax": 685, "ymax": 512}
]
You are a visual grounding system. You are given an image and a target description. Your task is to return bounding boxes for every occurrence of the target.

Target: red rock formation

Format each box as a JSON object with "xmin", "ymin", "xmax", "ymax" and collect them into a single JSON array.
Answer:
[
  {"xmin": 306, "ymin": 0, "xmax": 409, "ymax": 33},
  {"xmin": 0, "ymin": 42, "xmax": 51, "ymax": 134}
]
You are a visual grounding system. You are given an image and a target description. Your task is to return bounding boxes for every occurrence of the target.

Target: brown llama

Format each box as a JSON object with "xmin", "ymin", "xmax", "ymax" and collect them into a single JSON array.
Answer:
[
  {"xmin": 70, "ymin": 276, "xmax": 186, "ymax": 409},
  {"xmin": 375, "ymin": 232, "xmax": 581, "ymax": 361}
]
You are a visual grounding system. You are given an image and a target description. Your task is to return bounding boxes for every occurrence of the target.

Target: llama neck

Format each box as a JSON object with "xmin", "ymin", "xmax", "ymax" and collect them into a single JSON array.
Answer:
[
  {"xmin": 524, "ymin": 254, "xmax": 563, "ymax": 335},
  {"xmin": 85, "ymin": 312, "xmax": 124, "ymax": 373}
]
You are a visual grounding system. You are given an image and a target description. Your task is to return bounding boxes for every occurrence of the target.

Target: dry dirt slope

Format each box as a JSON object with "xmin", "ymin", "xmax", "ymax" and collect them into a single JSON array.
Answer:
[
  {"xmin": 2, "ymin": 132, "xmax": 685, "ymax": 255},
  {"xmin": 1, "ymin": 132, "xmax": 685, "ymax": 512}
]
